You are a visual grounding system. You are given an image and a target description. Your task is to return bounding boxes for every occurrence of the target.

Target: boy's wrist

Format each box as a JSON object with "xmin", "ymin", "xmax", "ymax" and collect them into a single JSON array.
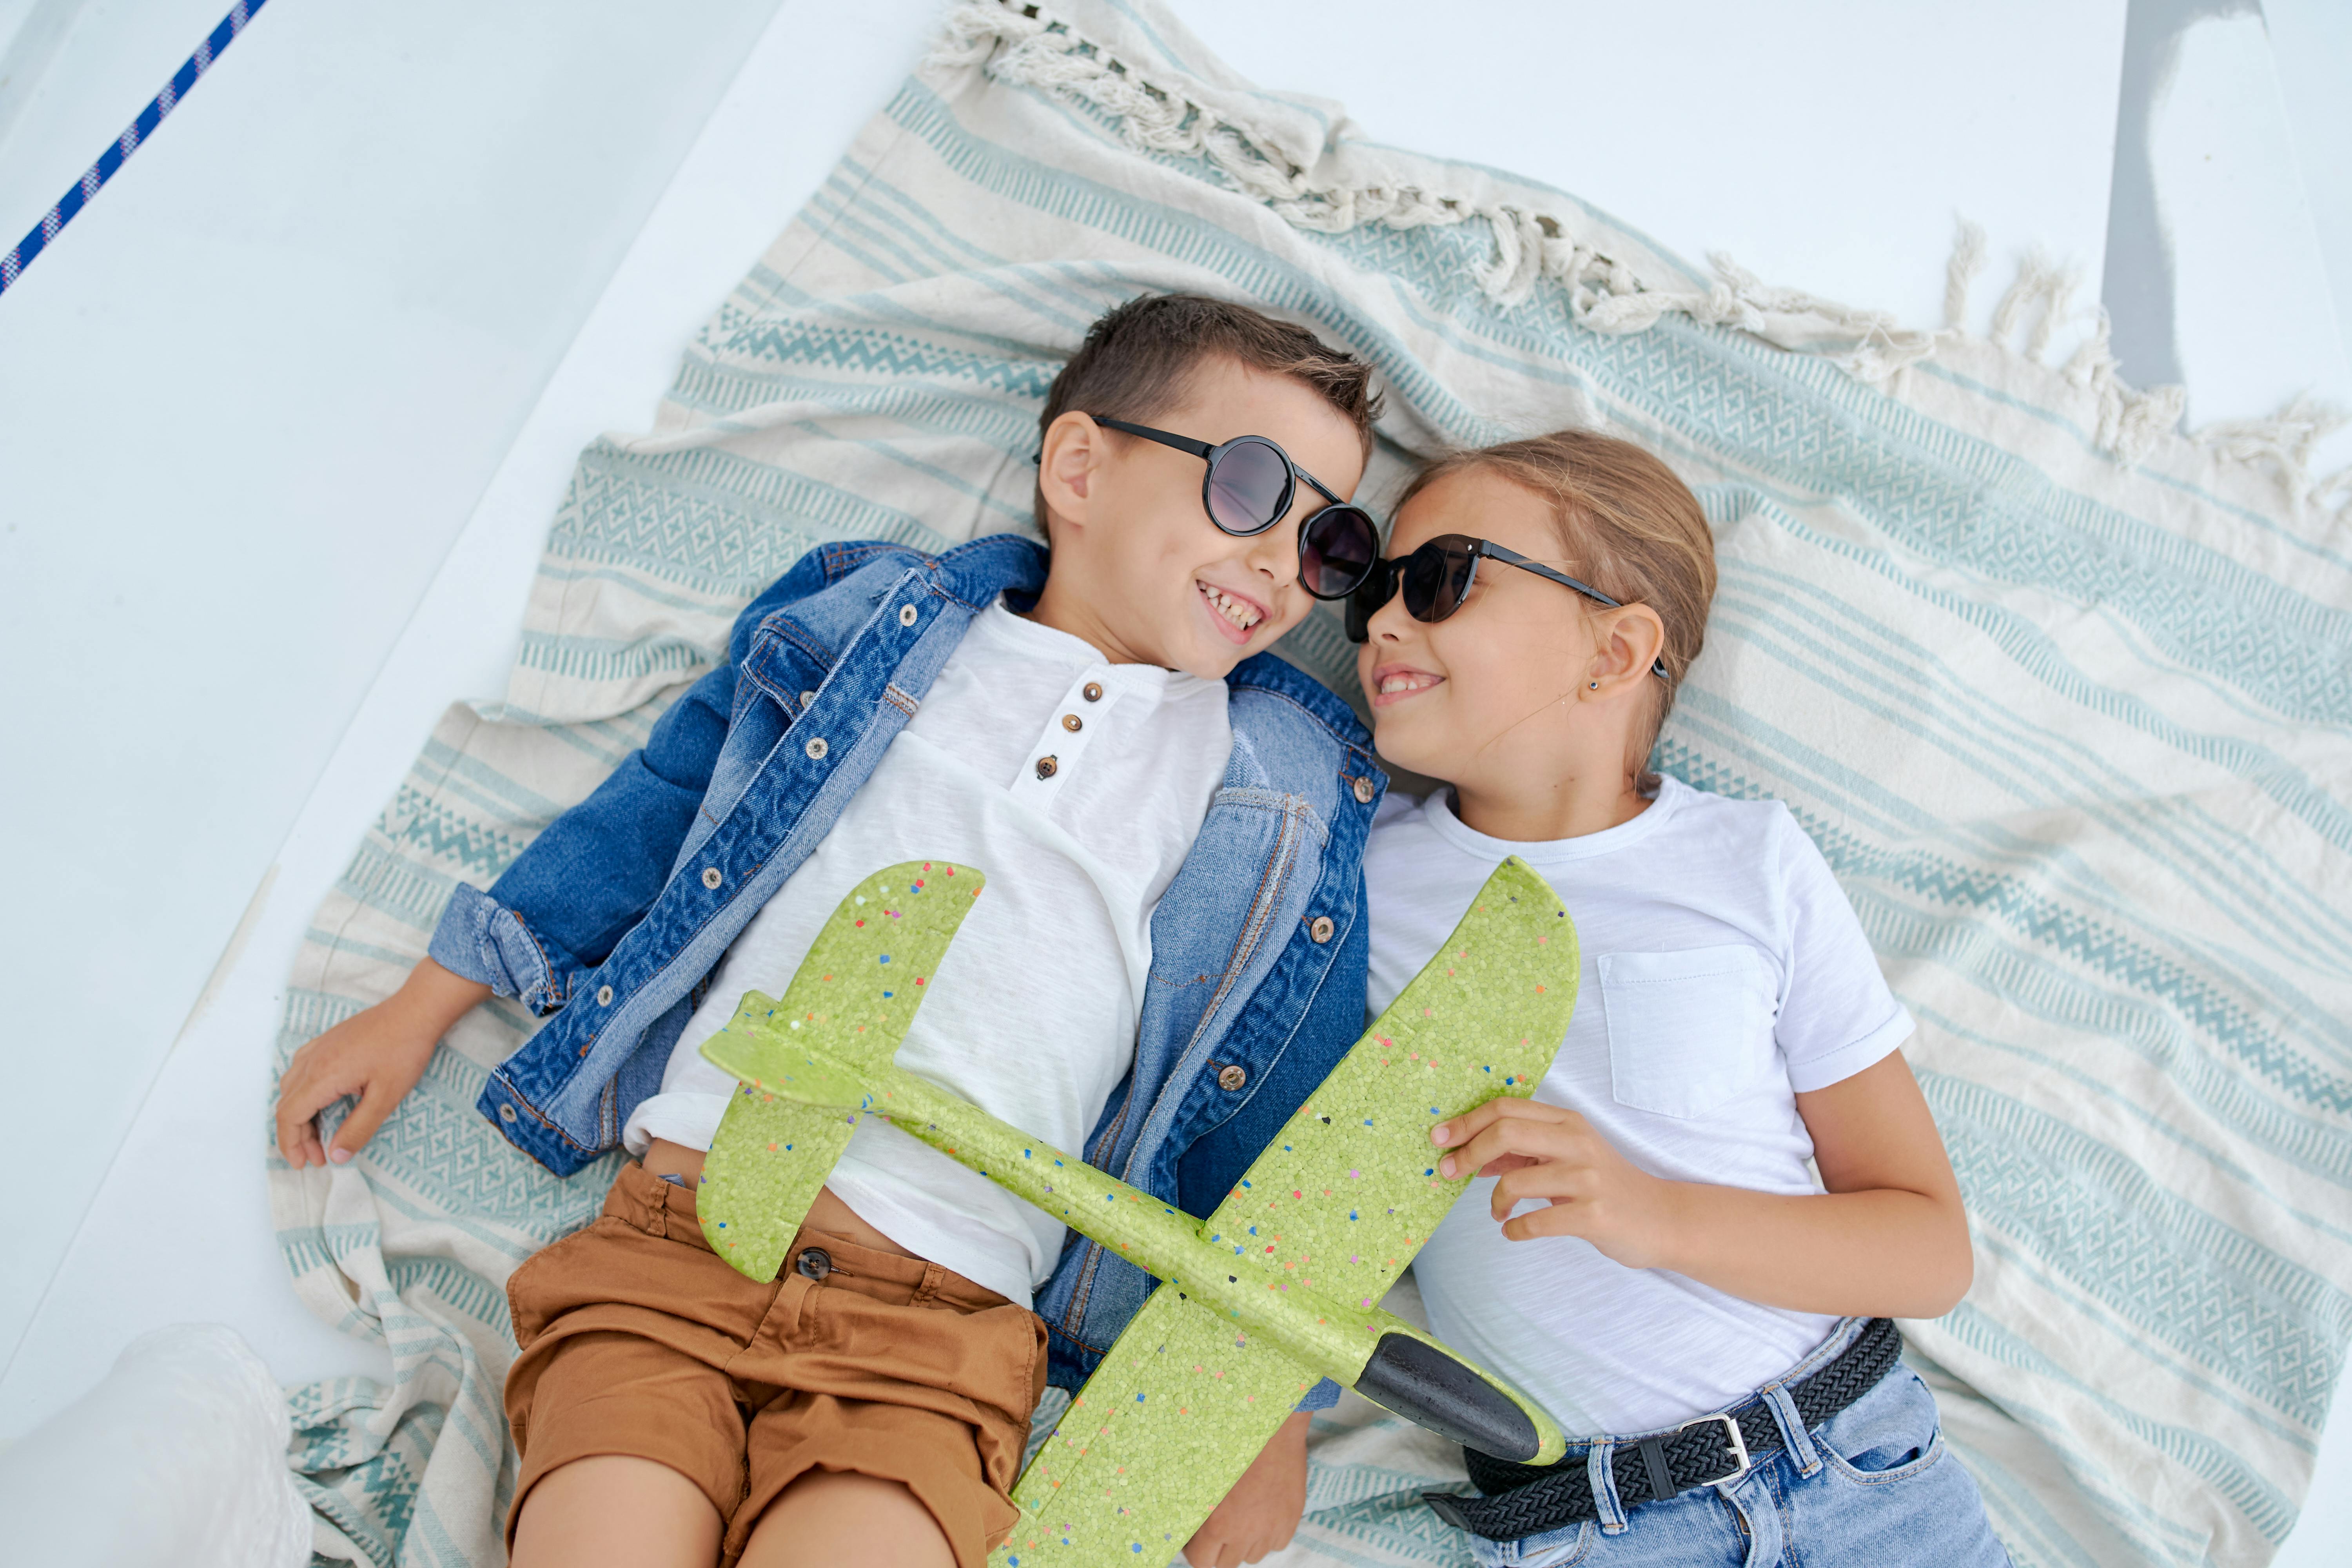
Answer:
[{"xmin": 396, "ymin": 957, "xmax": 493, "ymax": 1031}]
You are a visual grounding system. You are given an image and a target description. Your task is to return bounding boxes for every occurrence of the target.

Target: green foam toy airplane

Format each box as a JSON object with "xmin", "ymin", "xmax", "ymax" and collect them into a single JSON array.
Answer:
[{"xmin": 694, "ymin": 857, "xmax": 1578, "ymax": 1567}]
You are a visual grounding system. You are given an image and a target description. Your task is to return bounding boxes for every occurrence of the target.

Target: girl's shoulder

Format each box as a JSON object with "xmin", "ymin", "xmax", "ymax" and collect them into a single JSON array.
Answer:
[{"xmin": 1649, "ymin": 776, "xmax": 1806, "ymax": 851}]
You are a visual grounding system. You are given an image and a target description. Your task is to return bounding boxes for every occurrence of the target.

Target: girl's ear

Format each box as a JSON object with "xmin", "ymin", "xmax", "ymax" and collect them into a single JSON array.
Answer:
[
  {"xmin": 1585, "ymin": 603, "xmax": 1667, "ymax": 693},
  {"xmin": 1038, "ymin": 412, "xmax": 1109, "ymax": 532}
]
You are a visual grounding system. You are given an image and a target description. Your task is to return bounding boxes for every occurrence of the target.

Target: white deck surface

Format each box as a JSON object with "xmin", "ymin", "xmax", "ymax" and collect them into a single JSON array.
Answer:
[{"xmin": 1, "ymin": 1, "xmax": 2344, "ymax": 1560}]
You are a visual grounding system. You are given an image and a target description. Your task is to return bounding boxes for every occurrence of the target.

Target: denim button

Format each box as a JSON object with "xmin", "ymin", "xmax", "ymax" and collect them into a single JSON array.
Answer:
[
  {"xmin": 596, "ymin": 984, "xmax": 614, "ymax": 1006},
  {"xmin": 1352, "ymin": 776, "xmax": 1375, "ymax": 804},
  {"xmin": 805, "ymin": 737, "xmax": 829, "ymax": 760},
  {"xmin": 1218, "ymin": 1065, "xmax": 1247, "ymax": 1091},
  {"xmin": 799, "ymin": 690, "xmax": 817, "ymax": 707},
  {"xmin": 1082, "ymin": 682, "xmax": 1103, "ymax": 702},
  {"xmin": 498, "ymin": 1103, "xmax": 517, "ymax": 1123},
  {"xmin": 1309, "ymin": 916, "xmax": 1334, "ymax": 944},
  {"xmin": 701, "ymin": 867, "xmax": 723, "ymax": 889},
  {"xmin": 1062, "ymin": 713, "xmax": 1083, "ymax": 732},
  {"xmin": 1035, "ymin": 755, "xmax": 1058, "ymax": 779},
  {"xmin": 796, "ymin": 1247, "xmax": 834, "ymax": 1280},
  {"xmin": 898, "ymin": 603, "xmax": 918, "ymax": 627}
]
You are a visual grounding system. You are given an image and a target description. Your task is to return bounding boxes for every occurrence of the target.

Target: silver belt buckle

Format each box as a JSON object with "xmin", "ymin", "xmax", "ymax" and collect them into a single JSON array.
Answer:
[{"xmin": 1678, "ymin": 1413, "xmax": 1750, "ymax": 1488}]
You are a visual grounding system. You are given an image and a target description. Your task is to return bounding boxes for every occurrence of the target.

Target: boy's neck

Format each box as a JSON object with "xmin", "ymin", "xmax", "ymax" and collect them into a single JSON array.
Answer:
[
  {"xmin": 1019, "ymin": 574, "xmax": 1152, "ymax": 667},
  {"xmin": 1450, "ymin": 767, "xmax": 1650, "ymax": 845}
]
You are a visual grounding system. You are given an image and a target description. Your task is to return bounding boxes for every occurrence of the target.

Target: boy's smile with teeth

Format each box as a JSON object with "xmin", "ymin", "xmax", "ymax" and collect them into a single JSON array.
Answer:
[{"xmin": 1198, "ymin": 579, "xmax": 1267, "ymax": 639}]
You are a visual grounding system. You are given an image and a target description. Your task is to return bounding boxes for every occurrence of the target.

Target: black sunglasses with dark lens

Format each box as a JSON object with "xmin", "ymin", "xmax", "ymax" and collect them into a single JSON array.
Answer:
[
  {"xmin": 1090, "ymin": 416, "xmax": 1381, "ymax": 601},
  {"xmin": 1345, "ymin": 532, "xmax": 1671, "ymax": 679}
]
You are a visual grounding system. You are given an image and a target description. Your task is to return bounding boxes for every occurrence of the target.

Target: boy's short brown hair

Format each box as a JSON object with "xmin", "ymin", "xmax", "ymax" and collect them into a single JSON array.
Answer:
[{"xmin": 1034, "ymin": 294, "xmax": 1382, "ymax": 535}]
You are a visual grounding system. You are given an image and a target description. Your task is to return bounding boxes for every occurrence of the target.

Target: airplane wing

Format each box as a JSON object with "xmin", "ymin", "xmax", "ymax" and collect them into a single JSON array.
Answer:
[
  {"xmin": 1201, "ymin": 855, "xmax": 1577, "ymax": 1350},
  {"xmin": 695, "ymin": 859, "xmax": 987, "ymax": 1281},
  {"xmin": 991, "ymin": 1281, "xmax": 1314, "ymax": 1568}
]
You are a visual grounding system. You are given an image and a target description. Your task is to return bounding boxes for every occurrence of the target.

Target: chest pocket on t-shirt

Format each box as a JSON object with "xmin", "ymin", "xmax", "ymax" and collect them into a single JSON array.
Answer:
[{"xmin": 1597, "ymin": 945, "xmax": 1778, "ymax": 1119}]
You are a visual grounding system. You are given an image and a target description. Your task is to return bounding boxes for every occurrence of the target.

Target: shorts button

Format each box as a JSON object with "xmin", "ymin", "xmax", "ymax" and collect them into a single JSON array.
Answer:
[
  {"xmin": 1308, "ymin": 916, "xmax": 1334, "ymax": 944},
  {"xmin": 1035, "ymin": 755, "xmax": 1058, "ymax": 779},
  {"xmin": 796, "ymin": 1247, "xmax": 834, "ymax": 1280},
  {"xmin": 596, "ymin": 984, "xmax": 614, "ymax": 1005},
  {"xmin": 1352, "ymin": 776, "xmax": 1376, "ymax": 805},
  {"xmin": 898, "ymin": 603, "xmax": 919, "ymax": 627},
  {"xmin": 1217, "ymin": 1064, "xmax": 1247, "ymax": 1092},
  {"xmin": 498, "ymin": 1103, "xmax": 517, "ymax": 1123},
  {"xmin": 701, "ymin": 867, "xmax": 723, "ymax": 889},
  {"xmin": 1062, "ymin": 713, "xmax": 1083, "ymax": 732},
  {"xmin": 1082, "ymin": 682, "xmax": 1103, "ymax": 702},
  {"xmin": 805, "ymin": 736, "xmax": 829, "ymax": 760},
  {"xmin": 799, "ymin": 690, "xmax": 817, "ymax": 708}
]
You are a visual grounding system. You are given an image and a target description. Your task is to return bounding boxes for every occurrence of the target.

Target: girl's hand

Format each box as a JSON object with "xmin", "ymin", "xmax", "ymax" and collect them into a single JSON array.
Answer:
[
  {"xmin": 1431, "ymin": 1099, "xmax": 1682, "ymax": 1270},
  {"xmin": 273, "ymin": 958, "xmax": 490, "ymax": 1168}
]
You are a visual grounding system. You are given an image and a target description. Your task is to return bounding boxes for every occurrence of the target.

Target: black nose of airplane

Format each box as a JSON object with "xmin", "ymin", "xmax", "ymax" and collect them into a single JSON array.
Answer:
[{"xmin": 1354, "ymin": 1331, "xmax": 1541, "ymax": 1461}]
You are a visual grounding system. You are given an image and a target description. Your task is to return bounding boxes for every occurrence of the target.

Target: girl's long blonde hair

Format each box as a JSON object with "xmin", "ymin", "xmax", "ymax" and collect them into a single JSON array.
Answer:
[{"xmin": 1398, "ymin": 429, "xmax": 1717, "ymax": 794}]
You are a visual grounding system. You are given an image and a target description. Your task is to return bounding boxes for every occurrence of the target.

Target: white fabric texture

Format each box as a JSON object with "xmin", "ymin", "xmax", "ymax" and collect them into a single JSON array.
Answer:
[
  {"xmin": 1366, "ymin": 780, "xmax": 1912, "ymax": 1435},
  {"xmin": 624, "ymin": 602, "xmax": 1230, "ymax": 1303},
  {"xmin": 0, "ymin": 1324, "xmax": 310, "ymax": 1568}
]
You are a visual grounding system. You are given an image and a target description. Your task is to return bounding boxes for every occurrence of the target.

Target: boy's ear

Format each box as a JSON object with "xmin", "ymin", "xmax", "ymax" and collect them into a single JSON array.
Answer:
[{"xmin": 1038, "ymin": 411, "xmax": 1111, "ymax": 533}]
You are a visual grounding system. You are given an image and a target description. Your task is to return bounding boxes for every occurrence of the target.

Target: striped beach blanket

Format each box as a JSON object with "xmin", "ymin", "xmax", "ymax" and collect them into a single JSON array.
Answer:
[{"xmin": 269, "ymin": 3, "xmax": 2352, "ymax": 1564}]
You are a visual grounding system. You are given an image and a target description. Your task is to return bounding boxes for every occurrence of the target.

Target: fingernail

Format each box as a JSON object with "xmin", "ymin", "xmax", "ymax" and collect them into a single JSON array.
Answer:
[
  {"xmin": 329, "ymin": 1147, "xmax": 352, "ymax": 1165},
  {"xmin": 1431, "ymin": 1123, "xmax": 1450, "ymax": 1144},
  {"xmin": 1440, "ymin": 1156, "xmax": 1456, "ymax": 1178}
]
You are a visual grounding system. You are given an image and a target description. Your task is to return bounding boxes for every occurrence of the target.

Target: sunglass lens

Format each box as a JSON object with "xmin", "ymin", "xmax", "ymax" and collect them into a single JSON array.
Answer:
[
  {"xmin": 1301, "ymin": 506, "xmax": 1379, "ymax": 599},
  {"xmin": 1205, "ymin": 440, "xmax": 1291, "ymax": 535},
  {"xmin": 1400, "ymin": 543, "xmax": 1451, "ymax": 621}
]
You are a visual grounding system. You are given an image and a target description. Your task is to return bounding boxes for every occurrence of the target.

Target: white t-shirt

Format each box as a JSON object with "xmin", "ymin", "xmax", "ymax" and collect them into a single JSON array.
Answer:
[
  {"xmin": 624, "ymin": 603, "xmax": 1232, "ymax": 1307},
  {"xmin": 1366, "ymin": 778, "xmax": 1913, "ymax": 1436}
]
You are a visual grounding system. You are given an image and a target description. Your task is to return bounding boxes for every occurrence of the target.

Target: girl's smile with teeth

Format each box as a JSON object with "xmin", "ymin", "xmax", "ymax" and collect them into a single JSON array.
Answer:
[{"xmin": 1370, "ymin": 664, "xmax": 1444, "ymax": 706}]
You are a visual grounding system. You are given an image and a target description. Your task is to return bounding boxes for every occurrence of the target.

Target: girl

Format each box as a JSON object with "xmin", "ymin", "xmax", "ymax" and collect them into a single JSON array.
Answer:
[{"xmin": 1348, "ymin": 431, "xmax": 2009, "ymax": 1566}]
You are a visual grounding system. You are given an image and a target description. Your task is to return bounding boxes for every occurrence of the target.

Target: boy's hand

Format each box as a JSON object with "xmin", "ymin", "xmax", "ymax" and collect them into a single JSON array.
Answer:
[
  {"xmin": 273, "ymin": 958, "xmax": 490, "ymax": 1169},
  {"xmin": 1184, "ymin": 1409, "xmax": 1308, "ymax": 1568},
  {"xmin": 1432, "ymin": 1099, "xmax": 1680, "ymax": 1270}
]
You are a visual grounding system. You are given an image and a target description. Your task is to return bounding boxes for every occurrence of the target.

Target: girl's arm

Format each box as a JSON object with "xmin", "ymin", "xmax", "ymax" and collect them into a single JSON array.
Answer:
[{"xmin": 1429, "ymin": 1051, "xmax": 1972, "ymax": 1319}]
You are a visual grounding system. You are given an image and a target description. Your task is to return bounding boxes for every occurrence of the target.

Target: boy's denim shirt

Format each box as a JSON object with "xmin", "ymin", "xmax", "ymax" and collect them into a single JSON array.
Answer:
[{"xmin": 428, "ymin": 535, "xmax": 1385, "ymax": 1396}]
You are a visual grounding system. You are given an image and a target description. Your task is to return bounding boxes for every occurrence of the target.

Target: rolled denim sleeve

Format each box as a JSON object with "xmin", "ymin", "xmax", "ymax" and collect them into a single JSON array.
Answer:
[{"xmin": 427, "ymin": 883, "xmax": 590, "ymax": 1014}]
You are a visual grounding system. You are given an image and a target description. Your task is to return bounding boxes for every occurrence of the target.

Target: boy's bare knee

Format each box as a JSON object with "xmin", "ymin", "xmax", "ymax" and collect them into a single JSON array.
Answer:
[
  {"xmin": 512, "ymin": 1454, "xmax": 722, "ymax": 1568},
  {"xmin": 741, "ymin": 1469, "xmax": 955, "ymax": 1568}
]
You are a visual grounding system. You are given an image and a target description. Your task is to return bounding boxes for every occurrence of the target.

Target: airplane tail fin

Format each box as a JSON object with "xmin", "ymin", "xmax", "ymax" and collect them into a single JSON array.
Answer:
[{"xmin": 694, "ymin": 860, "xmax": 986, "ymax": 1280}]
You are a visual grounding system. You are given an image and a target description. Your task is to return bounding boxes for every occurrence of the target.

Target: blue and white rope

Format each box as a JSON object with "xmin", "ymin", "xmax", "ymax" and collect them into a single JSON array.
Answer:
[{"xmin": 0, "ymin": 0, "xmax": 269, "ymax": 297}]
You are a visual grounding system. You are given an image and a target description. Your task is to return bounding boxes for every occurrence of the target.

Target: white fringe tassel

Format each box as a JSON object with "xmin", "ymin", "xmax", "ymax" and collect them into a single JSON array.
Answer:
[{"xmin": 932, "ymin": 0, "xmax": 2348, "ymax": 529}]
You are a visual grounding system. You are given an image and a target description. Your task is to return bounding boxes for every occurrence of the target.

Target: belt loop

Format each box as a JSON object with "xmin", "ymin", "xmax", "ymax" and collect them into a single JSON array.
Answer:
[
  {"xmin": 1587, "ymin": 1439, "xmax": 1629, "ymax": 1535},
  {"xmin": 913, "ymin": 1260, "xmax": 945, "ymax": 1308},
  {"xmin": 1762, "ymin": 1381, "xmax": 1822, "ymax": 1477}
]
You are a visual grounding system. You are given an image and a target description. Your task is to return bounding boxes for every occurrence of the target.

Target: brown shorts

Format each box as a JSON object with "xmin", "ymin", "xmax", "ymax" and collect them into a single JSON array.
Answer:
[{"xmin": 503, "ymin": 1161, "xmax": 1046, "ymax": 1568}]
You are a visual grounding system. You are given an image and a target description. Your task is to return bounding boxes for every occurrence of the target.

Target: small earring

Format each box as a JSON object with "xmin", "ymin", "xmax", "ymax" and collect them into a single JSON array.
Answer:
[{"xmin": 1588, "ymin": 680, "xmax": 1600, "ymax": 689}]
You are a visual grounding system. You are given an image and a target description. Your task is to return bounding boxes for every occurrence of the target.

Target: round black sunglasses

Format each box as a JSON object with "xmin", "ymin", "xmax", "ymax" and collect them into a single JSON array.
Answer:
[
  {"xmin": 1345, "ymin": 532, "xmax": 1671, "ymax": 679},
  {"xmin": 1086, "ymin": 416, "xmax": 1381, "ymax": 601}
]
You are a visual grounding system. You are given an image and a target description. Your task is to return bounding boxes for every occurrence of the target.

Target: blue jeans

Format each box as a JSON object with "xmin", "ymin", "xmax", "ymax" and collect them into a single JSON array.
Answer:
[{"xmin": 1467, "ymin": 1320, "xmax": 2010, "ymax": 1568}]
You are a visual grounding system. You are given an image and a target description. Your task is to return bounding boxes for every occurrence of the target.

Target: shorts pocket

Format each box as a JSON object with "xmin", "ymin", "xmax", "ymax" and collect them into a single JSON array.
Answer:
[
  {"xmin": 1598, "ymin": 946, "xmax": 1777, "ymax": 1119},
  {"xmin": 1817, "ymin": 1370, "xmax": 1948, "ymax": 1486}
]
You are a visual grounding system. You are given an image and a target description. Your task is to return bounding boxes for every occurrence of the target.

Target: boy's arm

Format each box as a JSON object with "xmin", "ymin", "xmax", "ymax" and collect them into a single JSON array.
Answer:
[
  {"xmin": 430, "ymin": 541, "xmax": 846, "ymax": 1005},
  {"xmin": 278, "ymin": 556, "xmax": 832, "ymax": 1165},
  {"xmin": 428, "ymin": 654, "xmax": 740, "ymax": 1011},
  {"xmin": 1429, "ymin": 1051, "xmax": 1973, "ymax": 1319},
  {"xmin": 1183, "ymin": 1410, "xmax": 1310, "ymax": 1568}
]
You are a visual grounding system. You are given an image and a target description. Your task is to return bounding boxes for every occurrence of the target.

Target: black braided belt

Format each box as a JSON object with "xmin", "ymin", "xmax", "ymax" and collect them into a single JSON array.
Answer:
[{"xmin": 1424, "ymin": 1317, "xmax": 1903, "ymax": 1541}]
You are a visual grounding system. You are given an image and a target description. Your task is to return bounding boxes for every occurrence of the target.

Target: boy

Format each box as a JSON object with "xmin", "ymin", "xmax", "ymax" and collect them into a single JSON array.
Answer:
[{"xmin": 274, "ymin": 296, "xmax": 1389, "ymax": 1568}]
